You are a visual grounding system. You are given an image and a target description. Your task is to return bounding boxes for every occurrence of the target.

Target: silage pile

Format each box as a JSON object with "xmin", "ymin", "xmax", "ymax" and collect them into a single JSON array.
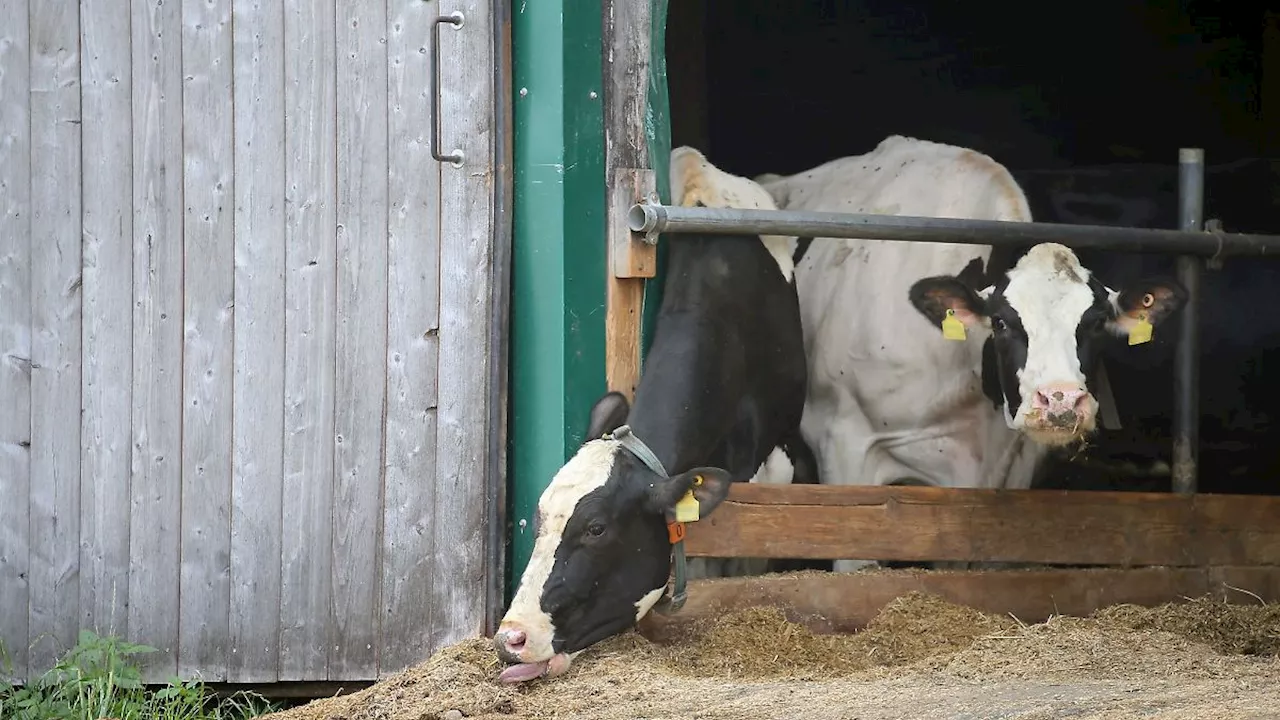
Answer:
[{"xmin": 266, "ymin": 592, "xmax": 1280, "ymax": 720}]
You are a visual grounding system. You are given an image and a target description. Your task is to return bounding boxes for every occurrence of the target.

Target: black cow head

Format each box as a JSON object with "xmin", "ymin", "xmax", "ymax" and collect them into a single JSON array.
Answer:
[{"xmin": 492, "ymin": 392, "xmax": 732, "ymax": 683}]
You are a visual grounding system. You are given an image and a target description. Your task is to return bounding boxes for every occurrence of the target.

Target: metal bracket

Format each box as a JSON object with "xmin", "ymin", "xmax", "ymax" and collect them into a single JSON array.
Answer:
[
  {"xmin": 611, "ymin": 168, "xmax": 659, "ymax": 278},
  {"xmin": 1204, "ymin": 218, "xmax": 1225, "ymax": 270},
  {"xmin": 638, "ymin": 195, "xmax": 663, "ymax": 246}
]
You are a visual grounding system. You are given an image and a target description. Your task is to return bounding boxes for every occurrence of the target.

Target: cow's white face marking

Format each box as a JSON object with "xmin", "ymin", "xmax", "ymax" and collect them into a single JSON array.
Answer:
[
  {"xmin": 1000, "ymin": 244, "xmax": 1100, "ymax": 440},
  {"xmin": 634, "ymin": 587, "xmax": 665, "ymax": 622},
  {"xmin": 499, "ymin": 439, "xmax": 621, "ymax": 662}
]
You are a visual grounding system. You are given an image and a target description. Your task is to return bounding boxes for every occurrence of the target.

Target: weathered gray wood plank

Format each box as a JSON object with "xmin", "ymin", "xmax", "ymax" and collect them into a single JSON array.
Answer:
[
  {"xmin": 432, "ymin": 0, "xmax": 495, "ymax": 650},
  {"xmin": 379, "ymin": 0, "xmax": 442, "ymax": 676},
  {"xmin": 79, "ymin": 0, "xmax": 134, "ymax": 645},
  {"xmin": 178, "ymin": 0, "xmax": 235, "ymax": 681},
  {"xmin": 228, "ymin": 0, "xmax": 286, "ymax": 684},
  {"xmin": 130, "ymin": 0, "xmax": 185, "ymax": 680},
  {"xmin": 27, "ymin": 0, "xmax": 83, "ymax": 676},
  {"xmin": 0, "ymin": 0, "xmax": 32, "ymax": 683},
  {"xmin": 331, "ymin": 0, "xmax": 389, "ymax": 680},
  {"xmin": 280, "ymin": 0, "xmax": 337, "ymax": 681}
]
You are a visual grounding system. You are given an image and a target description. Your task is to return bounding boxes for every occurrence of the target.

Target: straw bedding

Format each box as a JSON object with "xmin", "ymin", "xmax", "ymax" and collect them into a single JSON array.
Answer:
[{"xmin": 266, "ymin": 592, "xmax": 1280, "ymax": 720}]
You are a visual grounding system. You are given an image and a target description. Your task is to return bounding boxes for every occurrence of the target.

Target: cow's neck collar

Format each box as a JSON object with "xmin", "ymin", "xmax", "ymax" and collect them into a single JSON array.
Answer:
[{"xmin": 605, "ymin": 424, "xmax": 690, "ymax": 614}]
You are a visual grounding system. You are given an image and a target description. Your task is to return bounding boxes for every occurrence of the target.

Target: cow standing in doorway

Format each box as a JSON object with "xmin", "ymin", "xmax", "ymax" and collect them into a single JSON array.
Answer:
[{"xmin": 492, "ymin": 148, "xmax": 816, "ymax": 682}]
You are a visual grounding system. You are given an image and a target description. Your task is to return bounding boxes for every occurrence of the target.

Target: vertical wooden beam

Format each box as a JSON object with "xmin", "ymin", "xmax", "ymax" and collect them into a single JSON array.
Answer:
[
  {"xmin": 379, "ymin": 0, "xmax": 443, "ymax": 678},
  {"xmin": 280, "ymin": 0, "xmax": 338, "ymax": 682},
  {"xmin": 0, "ymin": 0, "xmax": 32, "ymax": 684},
  {"xmin": 130, "ymin": 0, "xmax": 185, "ymax": 679},
  {"xmin": 228, "ymin": 0, "xmax": 287, "ymax": 684},
  {"xmin": 80, "ymin": 0, "xmax": 134, "ymax": 656},
  {"xmin": 28, "ymin": 0, "xmax": 82, "ymax": 677},
  {"xmin": 434, "ymin": 0, "xmax": 498, "ymax": 653},
  {"xmin": 179, "ymin": 0, "xmax": 236, "ymax": 681},
  {"xmin": 603, "ymin": 0, "xmax": 658, "ymax": 401},
  {"xmin": 331, "ymin": 0, "xmax": 389, "ymax": 679}
]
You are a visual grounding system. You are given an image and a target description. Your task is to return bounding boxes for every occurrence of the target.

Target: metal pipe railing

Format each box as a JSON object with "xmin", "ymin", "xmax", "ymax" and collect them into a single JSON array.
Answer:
[
  {"xmin": 1173, "ymin": 149, "xmax": 1204, "ymax": 494},
  {"xmin": 627, "ymin": 202, "xmax": 1280, "ymax": 258},
  {"xmin": 625, "ymin": 148, "xmax": 1280, "ymax": 497}
]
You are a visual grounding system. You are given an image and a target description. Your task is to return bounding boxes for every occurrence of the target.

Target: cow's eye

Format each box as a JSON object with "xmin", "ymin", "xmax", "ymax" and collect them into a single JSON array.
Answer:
[
  {"xmin": 992, "ymin": 317, "xmax": 1008, "ymax": 332},
  {"xmin": 586, "ymin": 522, "xmax": 606, "ymax": 537}
]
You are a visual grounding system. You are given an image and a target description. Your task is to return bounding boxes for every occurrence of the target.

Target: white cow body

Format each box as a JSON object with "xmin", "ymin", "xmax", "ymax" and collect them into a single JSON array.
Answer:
[{"xmin": 757, "ymin": 136, "xmax": 1047, "ymax": 505}]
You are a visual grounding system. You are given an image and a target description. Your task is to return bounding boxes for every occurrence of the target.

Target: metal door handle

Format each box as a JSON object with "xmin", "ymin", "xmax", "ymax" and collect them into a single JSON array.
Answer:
[{"xmin": 431, "ymin": 11, "xmax": 465, "ymax": 167}]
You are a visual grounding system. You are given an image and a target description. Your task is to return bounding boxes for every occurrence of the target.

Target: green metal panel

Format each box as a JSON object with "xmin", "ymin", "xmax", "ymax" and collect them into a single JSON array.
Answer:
[
  {"xmin": 641, "ymin": 0, "xmax": 672, "ymax": 357},
  {"xmin": 507, "ymin": 0, "xmax": 606, "ymax": 597}
]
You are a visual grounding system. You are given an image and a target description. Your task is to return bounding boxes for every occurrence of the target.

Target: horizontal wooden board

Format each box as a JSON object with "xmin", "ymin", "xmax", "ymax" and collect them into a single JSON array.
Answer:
[
  {"xmin": 638, "ymin": 566, "xmax": 1280, "ymax": 642},
  {"xmin": 684, "ymin": 484, "xmax": 1280, "ymax": 566}
]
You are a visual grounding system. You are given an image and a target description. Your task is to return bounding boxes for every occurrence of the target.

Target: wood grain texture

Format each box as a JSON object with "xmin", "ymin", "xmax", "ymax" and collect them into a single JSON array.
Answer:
[
  {"xmin": 280, "ymin": 0, "xmax": 337, "ymax": 681},
  {"xmin": 331, "ymin": 0, "xmax": 389, "ymax": 679},
  {"xmin": 485, "ymin": 1, "xmax": 514, "ymax": 638},
  {"xmin": 178, "ymin": 0, "xmax": 235, "ymax": 680},
  {"xmin": 432, "ymin": 0, "xmax": 494, "ymax": 650},
  {"xmin": 607, "ymin": 169, "xmax": 657, "ymax": 279},
  {"xmin": 604, "ymin": 170, "xmax": 655, "ymax": 400},
  {"xmin": 129, "ymin": 0, "xmax": 186, "ymax": 680},
  {"xmin": 379, "ymin": 0, "xmax": 442, "ymax": 677},
  {"xmin": 602, "ymin": 0, "xmax": 650, "ymax": 167},
  {"xmin": 28, "ymin": 0, "xmax": 83, "ymax": 675},
  {"xmin": 79, "ymin": 0, "xmax": 134, "ymax": 648},
  {"xmin": 637, "ymin": 566, "xmax": 1280, "ymax": 642},
  {"xmin": 228, "ymin": 0, "xmax": 286, "ymax": 684},
  {"xmin": 684, "ymin": 484, "xmax": 1280, "ymax": 567},
  {"xmin": 604, "ymin": 273, "xmax": 643, "ymax": 401},
  {"xmin": 0, "ymin": 0, "xmax": 32, "ymax": 682},
  {"xmin": 602, "ymin": 0, "xmax": 655, "ymax": 400}
]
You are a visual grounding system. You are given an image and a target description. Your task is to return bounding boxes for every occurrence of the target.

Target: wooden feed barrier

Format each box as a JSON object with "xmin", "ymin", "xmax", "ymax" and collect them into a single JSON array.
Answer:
[{"xmin": 638, "ymin": 483, "xmax": 1280, "ymax": 640}]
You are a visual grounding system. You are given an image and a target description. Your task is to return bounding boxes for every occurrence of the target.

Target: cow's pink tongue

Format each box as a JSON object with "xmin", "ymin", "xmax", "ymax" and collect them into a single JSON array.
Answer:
[{"xmin": 498, "ymin": 661, "xmax": 548, "ymax": 684}]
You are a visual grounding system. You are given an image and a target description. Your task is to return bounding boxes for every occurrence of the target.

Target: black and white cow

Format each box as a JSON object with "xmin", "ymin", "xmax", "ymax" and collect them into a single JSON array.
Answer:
[
  {"xmin": 492, "ymin": 148, "xmax": 814, "ymax": 682},
  {"xmin": 1013, "ymin": 159, "xmax": 1280, "ymax": 495},
  {"xmin": 753, "ymin": 135, "xmax": 1187, "ymax": 571}
]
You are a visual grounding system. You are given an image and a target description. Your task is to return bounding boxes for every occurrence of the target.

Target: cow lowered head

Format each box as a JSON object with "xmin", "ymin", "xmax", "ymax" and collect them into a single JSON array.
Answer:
[
  {"xmin": 492, "ymin": 393, "xmax": 734, "ymax": 684},
  {"xmin": 909, "ymin": 242, "xmax": 1186, "ymax": 447},
  {"xmin": 492, "ymin": 145, "xmax": 808, "ymax": 684}
]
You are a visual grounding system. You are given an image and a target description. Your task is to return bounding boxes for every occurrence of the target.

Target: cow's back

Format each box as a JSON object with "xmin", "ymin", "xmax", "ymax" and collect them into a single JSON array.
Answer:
[{"xmin": 758, "ymin": 135, "xmax": 1039, "ymax": 491}]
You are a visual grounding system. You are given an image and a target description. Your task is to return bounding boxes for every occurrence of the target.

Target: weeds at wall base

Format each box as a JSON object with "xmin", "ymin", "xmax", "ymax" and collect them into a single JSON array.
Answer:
[{"xmin": 0, "ymin": 631, "xmax": 276, "ymax": 720}]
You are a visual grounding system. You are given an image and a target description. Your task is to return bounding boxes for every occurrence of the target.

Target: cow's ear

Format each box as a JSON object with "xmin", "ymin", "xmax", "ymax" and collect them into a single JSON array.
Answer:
[
  {"xmin": 643, "ymin": 467, "xmax": 733, "ymax": 519},
  {"xmin": 909, "ymin": 275, "xmax": 990, "ymax": 330},
  {"xmin": 585, "ymin": 392, "xmax": 630, "ymax": 441},
  {"xmin": 1106, "ymin": 278, "xmax": 1187, "ymax": 336}
]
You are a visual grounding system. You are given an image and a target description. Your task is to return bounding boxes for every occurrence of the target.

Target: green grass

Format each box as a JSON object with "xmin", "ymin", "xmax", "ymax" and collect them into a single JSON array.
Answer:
[{"xmin": 0, "ymin": 631, "xmax": 278, "ymax": 720}]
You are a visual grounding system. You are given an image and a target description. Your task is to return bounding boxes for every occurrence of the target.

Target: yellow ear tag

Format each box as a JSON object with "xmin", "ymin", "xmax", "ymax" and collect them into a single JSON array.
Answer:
[
  {"xmin": 675, "ymin": 490, "xmax": 700, "ymax": 522},
  {"xmin": 674, "ymin": 474, "xmax": 703, "ymax": 523},
  {"xmin": 941, "ymin": 308, "xmax": 967, "ymax": 341},
  {"xmin": 1128, "ymin": 313, "xmax": 1153, "ymax": 346}
]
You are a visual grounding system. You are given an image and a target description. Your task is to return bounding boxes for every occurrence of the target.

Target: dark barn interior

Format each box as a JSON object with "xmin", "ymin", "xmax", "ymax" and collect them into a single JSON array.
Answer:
[{"xmin": 665, "ymin": 0, "xmax": 1280, "ymax": 495}]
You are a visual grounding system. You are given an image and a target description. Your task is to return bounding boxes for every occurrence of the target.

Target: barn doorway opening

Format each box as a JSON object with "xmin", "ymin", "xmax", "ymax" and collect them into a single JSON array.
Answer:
[{"xmin": 664, "ymin": 0, "xmax": 1280, "ymax": 495}]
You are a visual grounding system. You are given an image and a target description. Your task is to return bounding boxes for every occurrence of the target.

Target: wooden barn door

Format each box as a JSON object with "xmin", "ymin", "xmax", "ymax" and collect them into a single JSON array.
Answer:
[{"xmin": 0, "ymin": 0, "xmax": 508, "ymax": 685}]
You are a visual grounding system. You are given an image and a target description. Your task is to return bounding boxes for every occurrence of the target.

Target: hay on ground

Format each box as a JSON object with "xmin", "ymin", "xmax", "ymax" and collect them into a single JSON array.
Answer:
[
  {"xmin": 264, "ymin": 592, "xmax": 1280, "ymax": 720},
  {"xmin": 1092, "ymin": 596, "xmax": 1280, "ymax": 655}
]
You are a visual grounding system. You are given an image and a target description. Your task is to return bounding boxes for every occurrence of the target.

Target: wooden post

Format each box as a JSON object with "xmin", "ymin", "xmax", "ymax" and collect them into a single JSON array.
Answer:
[{"xmin": 603, "ymin": 0, "xmax": 659, "ymax": 401}]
